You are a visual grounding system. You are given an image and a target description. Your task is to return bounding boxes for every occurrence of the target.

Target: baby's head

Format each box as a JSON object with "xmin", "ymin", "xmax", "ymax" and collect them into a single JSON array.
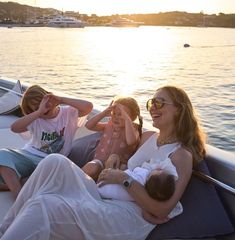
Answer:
[
  {"xmin": 112, "ymin": 97, "xmax": 143, "ymax": 135},
  {"xmin": 145, "ymin": 169, "xmax": 175, "ymax": 201},
  {"xmin": 21, "ymin": 85, "xmax": 48, "ymax": 115}
]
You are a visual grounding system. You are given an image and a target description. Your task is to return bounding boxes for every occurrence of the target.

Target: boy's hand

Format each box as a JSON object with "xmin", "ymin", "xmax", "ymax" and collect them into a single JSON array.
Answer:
[
  {"xmin": 47, "ymin": 94, "xmax": 62, "ymax": 108},
  {"xmin": 37, "ymin": 95, "xmax": 51, "ymax": 116},
  {"xmin": 37, "ymin": 94, "xmax": 62, "ymax": 117}
]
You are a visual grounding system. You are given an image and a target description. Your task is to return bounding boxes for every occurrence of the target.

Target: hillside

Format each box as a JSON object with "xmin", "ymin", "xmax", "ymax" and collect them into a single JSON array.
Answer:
[
  {"xmin": 0, "ymin": 1, "xmax": 60, "ymax": 22},
  {"xmin": 0, "ymin": 1, "xmax": 234, "ymax": 27}
]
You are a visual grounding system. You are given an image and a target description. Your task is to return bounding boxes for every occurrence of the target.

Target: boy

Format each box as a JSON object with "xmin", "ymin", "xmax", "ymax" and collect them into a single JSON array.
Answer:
[{"xmin": 0, "ymin": 85, "xmax": 93, "ymax": 197}]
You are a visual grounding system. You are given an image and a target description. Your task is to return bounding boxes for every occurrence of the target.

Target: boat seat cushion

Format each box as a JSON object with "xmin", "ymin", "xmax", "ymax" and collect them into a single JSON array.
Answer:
[
  {"xmin": 68, "ymin": 133, "xmax": 234, "ymax": 239},
  {"xmin": 146, "ymin": 160, "xmax": 234, "ymax": 239},
  {"xmin": 0, "ymin": 80, "xmax": 22, "ymax": 115},
  {"xmin": 68, "ymin": 132, "xmax": 102, "ymax": 167}
]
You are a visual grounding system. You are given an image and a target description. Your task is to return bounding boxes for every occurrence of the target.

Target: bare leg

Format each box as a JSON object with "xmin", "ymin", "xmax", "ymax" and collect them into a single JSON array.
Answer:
[{"xmin": 0, "ymin": 166, "xmax": 21, "ymax": 198}]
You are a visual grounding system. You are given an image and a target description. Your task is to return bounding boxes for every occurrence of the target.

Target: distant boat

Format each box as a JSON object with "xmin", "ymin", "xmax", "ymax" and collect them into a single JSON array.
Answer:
[
  {"xmin": 106, "ymin": 17, "xmax": 144, "ymax": 27},
  {"xmin": 47, "ymin": 15, "xmax": 86, "ymax": 28}
]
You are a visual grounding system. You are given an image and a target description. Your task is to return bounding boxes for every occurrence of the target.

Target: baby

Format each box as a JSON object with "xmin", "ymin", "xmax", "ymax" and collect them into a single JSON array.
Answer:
[{"xmin": 98, "ymin": 158, "xmax": 177, "ymax": 202}]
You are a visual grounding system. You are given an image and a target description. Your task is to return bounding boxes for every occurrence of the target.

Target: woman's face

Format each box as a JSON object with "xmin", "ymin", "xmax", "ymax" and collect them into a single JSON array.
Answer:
[{"xmin": 149, "ymin": 89, "xmax": 178, "ymax": 130}]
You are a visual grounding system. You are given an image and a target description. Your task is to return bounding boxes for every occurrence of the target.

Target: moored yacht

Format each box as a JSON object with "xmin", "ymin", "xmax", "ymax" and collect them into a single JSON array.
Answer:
[{"xmin": 47, "ymin": 15, "xmax": 86, "ymax": 28}]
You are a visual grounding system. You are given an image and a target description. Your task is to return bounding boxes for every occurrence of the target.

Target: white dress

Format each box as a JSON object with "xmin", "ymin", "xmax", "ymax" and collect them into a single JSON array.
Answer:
[{"xmin": 0, "ymin": 133, "xmax": 182, "ymax": 240}]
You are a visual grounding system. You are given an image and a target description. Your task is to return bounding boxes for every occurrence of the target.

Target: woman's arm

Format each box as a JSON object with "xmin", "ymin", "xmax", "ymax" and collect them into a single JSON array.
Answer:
[
  {"xmin": 130, "ymin": 148, "xmax": 192, "ymax": 217},
  {"xmin": 98, "ymin": 147, "xmax": 192, "ymax": 218},
  {"xmin": 142, "ymin": 210, "xmax": 169, "ymax": 224}
]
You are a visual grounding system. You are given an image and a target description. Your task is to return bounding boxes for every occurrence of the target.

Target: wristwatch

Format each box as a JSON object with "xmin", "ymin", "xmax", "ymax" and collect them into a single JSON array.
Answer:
[{"xmin": 122, "ymin": 176, "xmax": 134, "ymax": 189}]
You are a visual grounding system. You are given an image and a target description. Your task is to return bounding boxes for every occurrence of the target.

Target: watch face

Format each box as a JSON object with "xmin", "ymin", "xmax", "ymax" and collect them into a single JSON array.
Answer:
[
  {"xmin": 123, "ymin": 177, "xmax": 133, "ymax": 188},
  {"xmin": 123, "ymin": 180, "xmax": 129, "ymax": 187}
]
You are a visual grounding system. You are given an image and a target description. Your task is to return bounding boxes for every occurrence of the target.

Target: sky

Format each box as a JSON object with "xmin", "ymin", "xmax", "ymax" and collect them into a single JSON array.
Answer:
[{"xmin": 3, "ymin": 0, "xmax": 235, "ymax": 16}]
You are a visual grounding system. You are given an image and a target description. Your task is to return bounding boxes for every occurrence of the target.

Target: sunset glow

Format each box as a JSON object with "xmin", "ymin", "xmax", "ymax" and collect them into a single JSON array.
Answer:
[{"xmin": 2, "ymin": 0, "xmax": 235, "ymax": 15}]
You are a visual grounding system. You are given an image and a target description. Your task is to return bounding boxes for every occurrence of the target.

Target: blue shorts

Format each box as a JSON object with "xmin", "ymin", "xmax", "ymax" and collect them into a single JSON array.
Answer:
[{"xmin": 0, "ymin": 148, "xmax": 44, "ymax": 184}]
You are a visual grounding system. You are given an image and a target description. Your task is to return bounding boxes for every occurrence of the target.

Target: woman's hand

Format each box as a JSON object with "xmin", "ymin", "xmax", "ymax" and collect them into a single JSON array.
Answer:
[{"xmin": 97, "ymin": 168, "xmax": 127, "ymax": 187}]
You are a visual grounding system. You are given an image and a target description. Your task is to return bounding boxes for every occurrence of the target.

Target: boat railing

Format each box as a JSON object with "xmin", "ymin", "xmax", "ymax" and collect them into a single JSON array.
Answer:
[
  {"xmin": 0, "ymin": 85, "xmax": 23, "ymax": 97},
  {"xmin": 193, "ymin": 170, "xmax": 235, "ymax": 196}
]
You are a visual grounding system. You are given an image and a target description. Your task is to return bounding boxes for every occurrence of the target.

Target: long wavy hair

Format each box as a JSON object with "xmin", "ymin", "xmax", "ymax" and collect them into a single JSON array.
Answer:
[
  {"xmin": 114, "ymin": 97, "xmax": 143, "ymax": 137},
  {"xmin": 158, "ymin": 86, "xmax": 206, "ymax": 165},
  {"xmin": 21, "ymin": 85, "xmax": 48, "ymax": 115}
]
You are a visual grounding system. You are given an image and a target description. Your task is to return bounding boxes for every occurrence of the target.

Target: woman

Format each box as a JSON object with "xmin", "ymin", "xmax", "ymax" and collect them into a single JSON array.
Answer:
[{"xmin": 0, "ymin": 86, "xmax": 206, "ymax": 240}]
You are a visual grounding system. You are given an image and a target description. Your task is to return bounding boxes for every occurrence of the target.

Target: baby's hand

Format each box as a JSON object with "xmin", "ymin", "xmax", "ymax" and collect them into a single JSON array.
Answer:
[{"xmin": 105, "ymin": 154, "xmax": 120, "ymax": 169}]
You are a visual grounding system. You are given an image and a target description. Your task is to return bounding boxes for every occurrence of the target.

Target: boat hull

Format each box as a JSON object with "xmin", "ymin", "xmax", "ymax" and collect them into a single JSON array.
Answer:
[{"xmin": 0, "ymin": 77, "xmax": 234, "ymax": 239}]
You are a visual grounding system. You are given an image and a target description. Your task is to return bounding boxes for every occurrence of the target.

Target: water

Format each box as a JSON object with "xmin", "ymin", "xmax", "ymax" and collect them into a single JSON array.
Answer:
[{"xmin": 0, "ymin": 26, "xmax": 234, "ymax": 153}]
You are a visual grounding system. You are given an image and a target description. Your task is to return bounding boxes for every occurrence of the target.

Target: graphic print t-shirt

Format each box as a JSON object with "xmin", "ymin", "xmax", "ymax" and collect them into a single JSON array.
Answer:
[{"xmin": 22, "ymin": 106, "xmax": 79, "ymax": 157}]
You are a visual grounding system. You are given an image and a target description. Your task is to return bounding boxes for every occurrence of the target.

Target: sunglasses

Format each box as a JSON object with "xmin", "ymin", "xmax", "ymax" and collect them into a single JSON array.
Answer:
[{"xmin": 146, "ymin": 98, "xmax": 173, "ymax": 111}]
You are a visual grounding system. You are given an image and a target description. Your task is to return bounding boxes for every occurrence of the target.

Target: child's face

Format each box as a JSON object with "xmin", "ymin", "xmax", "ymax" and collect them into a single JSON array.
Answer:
[
  {"xmin": 28, "ymin": 96, "xmax": 58, "ymax": 119},
  {"xmin": 41, "ymin": 99, "xmax": 59, "ymax": 119},
  {"xmin": 111, "ymin": 104, "xmax": 131, "ymax": 128}
]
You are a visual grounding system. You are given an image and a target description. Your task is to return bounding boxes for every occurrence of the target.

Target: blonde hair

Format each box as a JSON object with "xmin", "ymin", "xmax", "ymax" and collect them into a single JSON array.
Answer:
[
  {"xmin": 21, "ymin": 85, "xmax": 48, "ymax": 115},
  {"xmin": 114, "ymin": 97, "xmax": 143, "ymax": 137},
  {"xmin": 158, "ymin": 86, "xmax": 206, "ymax": 165}
]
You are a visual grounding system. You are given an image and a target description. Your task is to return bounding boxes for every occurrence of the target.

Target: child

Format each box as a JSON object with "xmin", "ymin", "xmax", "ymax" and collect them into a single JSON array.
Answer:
[
  {"xmin": 0, "ymin": 85, "xmax": 93, "ymax": 198},
  {"xmin": 82, "ymin": 97, "xmax": 143, "ymax": 181},
  {"xmin": 98, "ymin": 158, "xmax": 183, "ymax": 219},
  {"xmin": 98, "ymin": 157, "xmax": 177, "ymax": 202}
]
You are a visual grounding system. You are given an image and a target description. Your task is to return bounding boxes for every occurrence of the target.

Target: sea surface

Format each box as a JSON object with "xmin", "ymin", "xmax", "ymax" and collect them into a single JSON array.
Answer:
[{"xmin": 0, "ymin": 26, "xmax": 234, "ymax": 153}]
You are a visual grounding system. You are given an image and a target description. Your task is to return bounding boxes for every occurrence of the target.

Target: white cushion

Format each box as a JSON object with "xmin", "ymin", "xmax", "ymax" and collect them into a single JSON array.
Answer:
[{"xmin": 0, "ymin": 80, "xmax": 23, "ymax": 115}]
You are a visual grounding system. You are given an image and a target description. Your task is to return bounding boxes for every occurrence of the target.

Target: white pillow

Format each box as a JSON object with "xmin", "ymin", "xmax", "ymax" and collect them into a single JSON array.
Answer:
[{"xmin": 0, "ymin": 80, "xmax": 23, "ymax": 115}]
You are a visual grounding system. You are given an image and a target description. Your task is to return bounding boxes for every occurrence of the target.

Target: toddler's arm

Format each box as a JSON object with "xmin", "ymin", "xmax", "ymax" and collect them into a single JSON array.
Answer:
[
  {"xmin": 85, "ymin": 102, "xmax": 113, "ymax": 131},
  {"xmin": 116, "ymin": 104, "xmax": 140, "ymax": 146}
]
